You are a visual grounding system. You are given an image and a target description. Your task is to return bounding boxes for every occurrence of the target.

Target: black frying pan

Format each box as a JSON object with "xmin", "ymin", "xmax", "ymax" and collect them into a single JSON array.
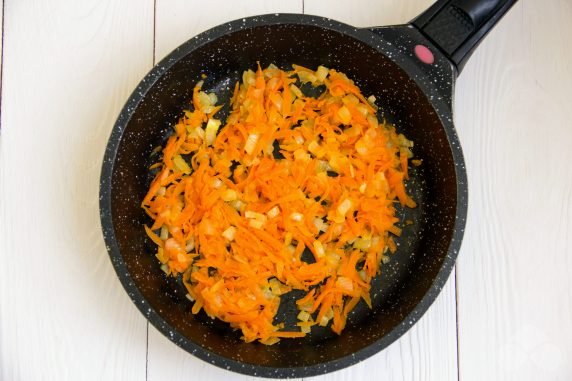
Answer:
[{"xmin": 100, "ymin": 0, "xmax": 517, "ymax": 377}]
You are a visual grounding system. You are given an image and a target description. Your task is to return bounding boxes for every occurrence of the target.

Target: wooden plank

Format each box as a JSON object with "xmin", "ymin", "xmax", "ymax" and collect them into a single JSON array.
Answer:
[
  {"xmin": 304, "ymin": 0, "xmax": 435, "ymax": 28},
  {"xmin": 454, "ymin": 1, "xmax": 572, "ymax": 380},
  {"xmin": 0, "ymin": 1, "xmax": 154, "ymax": 380},
  {"xmin": 148, "ymin": 1, "xmax": 459, "ymax": 381}
]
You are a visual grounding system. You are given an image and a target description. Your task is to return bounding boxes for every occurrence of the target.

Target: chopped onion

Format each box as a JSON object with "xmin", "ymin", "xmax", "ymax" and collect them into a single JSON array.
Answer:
[
  {"xmin": 371, "ymin": 235, "xmax": 380, "ymax": 247},
  {"xmin": 290, "ymin": 212, "xmax": 303, "ymax": 222},
  {"xmin": 290, "ymin": 84, "xmax": 303, "ymax": 98},
  {"xmin": 269, "ymin": 93, "xmax": 283, "ymax": 111},
  {"xmin": 205, "ymin": 118, "xmax": 221, "ymax": 146},
  {"xmin": 208, "ymin": 93, "xmax": 218, "ymax": 105},
  {"xmin": 157, "ymin": 186, "xmax": 166, "ymax": 196},
  {"xmin": 355, "ymin": 138, "xmax": 369, "ymax": 155},
  {"xmin": 249, "ymin": 219, "xmax": 263, "ymax": 229},
  {"xmin": 185, "ymin": 237, "xmax": 195, "ymax": 252},
  {"xmin": 173, "ymin": 155, "xmax": 191, "ymax": 174},
  {"xmin": 201, "ymin": 220, "xmax": 216, "ymax": 236},
  {"xmin": 342, "ymin": 94, "xmax": 359, "ymax": 105},
  {"xmin": 337, "ymin": 106, "xmax": 352, "ymax": 124},
  {"xmin": 331, "ymin": 223, "xmax": 344, "ymax": 237},
  {"xmin": 367, "ymin": 95, "xmax": 377, "ymax": 105},
  {"xmin": 316, "ymin": 160, "xmax": 329, "ymax": 173},
  {"xmin": 264, "ymin": 142, "xmax": 275, "ymax": 155},
  {"xmin": 372, "ymin": 172, "xmax": 389, "ymax": 193},
  {"xmin": 307, "ymin": 140, "xmax": 320, "ymax": 154},
  {"xmin": 198, "ymin": 91, "xmax": 214, "ymax": 113},
  {"xmin": 297, "ymin": 311, "xmax": 311, "ymax": 322},
  {"xmin": 269, "ymin": 278, "xmax": 287, "ymax": 295},
  {"xmin": 197, "ymin": 91, "xmax": 211, "ymax": 106},
  {"xmin": 212, "ymin": 294, "xmax": 223, "ymax": 308},
  {"xmin": 328, "ymin": 154, "xmax": 348, "ymax": 172},
  {"xmin": 308, "ymin": 141, "xmax": 325, "ymax": 158},
  {"xmin": 212, "ymin": 178, "xmax": 223, "ymax": 189},
  {"xmin": 313, "ymin": 218, "xmax": 329, "ymax": 232},
  {"xmin": 301, "ymin": 119, "xmax": 315, "ymax": 129},
  {"xmin": 189, "ymin": 126, "xmax": 205, "ymax": 140},
  {"xmin": 337, "ymin": 198, "xmax": 352, "ymax": 217},
  {"xmin": 243, "ymin": 156, "xmax": 260, "ymax": 167},
  {"xmin": 313, "ymin": 240, "xmax": 325, "ymax": 258},
  {"xmin": 230, "ymin": 199, "xmax": 245, "ymax": 211},
  {"xmin": 294, "ymin": 134, "xmax": 305, "ymax": 145},
  {"xmin": 244, "ymin": 133, "xmax": 259, "ymax": 155},
  {"xmin": 221, "ymin": 189, "xmax": 238, "ymax": 201},
  {"xmin": 284, "ymin": 232, "xmax": 293, "ymax": 246},
  {"xmin": 356, "ymin": 104, "xmax": 369, "ymax": 117},
  {"xmin": 359, "ymin": 183, "xmax": 367, "ymax": 194},
  {"xmin": 315, "ymin": 65, "xmax": 329, "ymax": 82},
  {"xmin": 293, "ymin": 149, "xmax": 310, "ymax": 162},
  {"xmin": 319, "ymin": 309, "xmax": 334, "ymax": 326},
  {"xmin": 242, "ymin": 69, "xmax": 256, "ymax": 87},
  {"xmin": 353, "ymin": 237, "xmax": 371, "ymax": 251},
  {"xmin": 398, "ymin": 133, "xmax": 414, "ymax": 148},
  {"xmin": 336, "ymin": 276, "xmax": 354, "ymax": 292},
  {"xmin": 160, "ymin": 225, "xmax": 169, "ymax": 240},
  {"xmin": 326, "ymin": 252, "xmax": 341, "ymax": 267},
  {"xmin": 262, "ymin": 336, "xmax": 280, "ymax": 346},
  {"xmin": 222, "ymin": 226, "xmax": 237, "ymax": 241},
  {"xmin": 299, "ymin": 301, "xmax": 313, "ymax": 312},
  {"xmin": 267, "ymin": 206, "xmax": 281, "ymax": 219},
  {"xmin": 367, "ymin": 115, "xmax": 379, "ymax": 129},
  {"xmin": 297, "ymin": 70, "xmax": 317, "ymax": 84},
  {"xmin": 245, "ymin": 210, "xmax": 267, "ymax": 222}
]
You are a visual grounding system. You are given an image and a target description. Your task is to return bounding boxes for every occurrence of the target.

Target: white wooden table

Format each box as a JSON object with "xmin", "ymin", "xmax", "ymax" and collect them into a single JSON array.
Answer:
[{"xmin": 1, "ymin": 1, "xmax": 571, "ymax": 380}]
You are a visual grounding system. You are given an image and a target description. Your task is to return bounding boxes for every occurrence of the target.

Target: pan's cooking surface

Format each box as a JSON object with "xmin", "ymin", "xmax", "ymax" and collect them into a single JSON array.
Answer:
[{"xmin": 101, "ymin": 14, "xmax": 466, "ymax": 377}]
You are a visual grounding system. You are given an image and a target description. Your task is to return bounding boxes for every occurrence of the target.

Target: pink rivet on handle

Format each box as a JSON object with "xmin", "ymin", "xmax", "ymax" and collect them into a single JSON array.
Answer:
[{"xmin": 414, "ymin": 45, "xmax": 435, "ymax": 65}]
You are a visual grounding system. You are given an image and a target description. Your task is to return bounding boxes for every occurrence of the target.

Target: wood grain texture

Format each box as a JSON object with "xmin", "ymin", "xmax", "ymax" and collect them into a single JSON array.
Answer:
[
  {"xmin": 0, "ymin": 1, "xmax": 154, "ymax": 380},
  {"xmin": 148, "ymin": 1, "xmax": 459, "ymax": 381},
  {"xmin": 154, "ymin": 0, "xmax": 303, "ymax": 63},
  {"xmin": 304, "ymin": 0, "xmax": 435, "ymax": 28},
  {"xmin": 454, "ymin": 0, "xmax": 572, "ymax": 380},
  {"xmin": 1, "ymin": 0, "xmax": 3, "ymax": 115}
]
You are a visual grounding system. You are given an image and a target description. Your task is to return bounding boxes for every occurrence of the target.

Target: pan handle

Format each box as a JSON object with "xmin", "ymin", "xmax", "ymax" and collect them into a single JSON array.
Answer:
[{"xmin": 411, "ymin": 0, "xmax": 518, "ymax": 74}]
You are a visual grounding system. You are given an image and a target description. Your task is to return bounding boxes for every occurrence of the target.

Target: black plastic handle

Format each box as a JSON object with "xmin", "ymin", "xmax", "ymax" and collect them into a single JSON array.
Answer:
[{"xmin": 412, "ymin": 0, "xmax": 518, "ymax": 73}]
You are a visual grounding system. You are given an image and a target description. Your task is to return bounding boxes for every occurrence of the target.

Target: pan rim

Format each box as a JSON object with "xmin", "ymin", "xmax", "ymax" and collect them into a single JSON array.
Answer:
[{"xmin": 99, "ymin": 13, "xmax": 467, "ymax": 378}]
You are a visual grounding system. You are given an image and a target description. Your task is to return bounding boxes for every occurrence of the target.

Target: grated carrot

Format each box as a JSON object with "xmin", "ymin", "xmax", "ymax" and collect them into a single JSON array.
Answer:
[{"xmin": 142, "ymin": 64, "xmax": 417, "ymax": 344}]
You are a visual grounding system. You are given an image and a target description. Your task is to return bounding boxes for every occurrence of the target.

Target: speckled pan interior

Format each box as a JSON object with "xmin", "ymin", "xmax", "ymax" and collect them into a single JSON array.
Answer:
[{"xmin": 100, "ymin": 14, "xmax": 467, "ymax": 378}]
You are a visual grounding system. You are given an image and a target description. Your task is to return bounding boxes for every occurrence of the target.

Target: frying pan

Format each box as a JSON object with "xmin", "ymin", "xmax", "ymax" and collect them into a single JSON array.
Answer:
[{"xmin": 100, "ymin": 0, "xmax": 517, "ymax": 377}]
